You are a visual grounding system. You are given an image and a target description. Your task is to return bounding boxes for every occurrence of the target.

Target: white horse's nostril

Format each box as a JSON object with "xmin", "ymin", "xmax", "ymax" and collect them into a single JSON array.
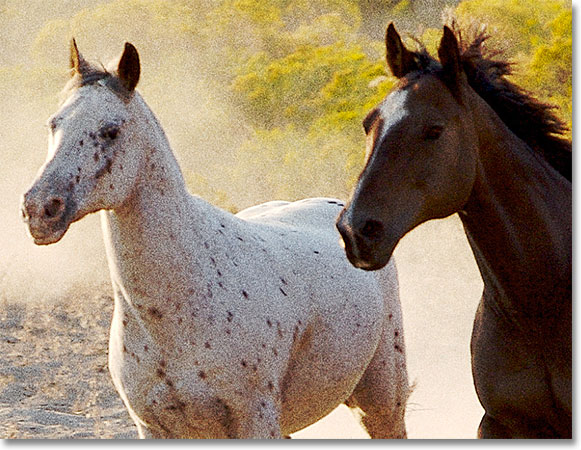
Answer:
[{"xmin": 43, "ymin": 197, "xmax": 65, "ymax": 219}]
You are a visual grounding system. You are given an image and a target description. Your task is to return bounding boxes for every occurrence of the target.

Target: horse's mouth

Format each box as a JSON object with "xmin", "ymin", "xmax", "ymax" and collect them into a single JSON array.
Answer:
[
  {"xmin": 28, "ymin": 226, "xmax": 68, "ymax": 246},
  {"xmin": 339, "ymin": 232, "xmax": 392, "ymax": 271}
]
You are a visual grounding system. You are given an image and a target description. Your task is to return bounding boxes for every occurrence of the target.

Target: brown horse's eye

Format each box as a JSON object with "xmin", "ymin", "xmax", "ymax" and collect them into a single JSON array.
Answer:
[{"xmin": 425, "ymin": 125, "xmax": 443, "ymax": 140}]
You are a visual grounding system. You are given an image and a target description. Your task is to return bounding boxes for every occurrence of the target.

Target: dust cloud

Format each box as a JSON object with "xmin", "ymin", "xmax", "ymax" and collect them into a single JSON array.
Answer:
[{"xmin": 0, "ymin": 0, "xmax": 484, "ymax": 439}]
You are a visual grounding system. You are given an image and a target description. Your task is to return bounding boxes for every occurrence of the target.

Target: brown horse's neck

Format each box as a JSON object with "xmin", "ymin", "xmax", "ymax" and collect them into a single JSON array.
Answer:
[{"xmin": 459, "ymin": 95, "xmax": 571, "ymax": 327}]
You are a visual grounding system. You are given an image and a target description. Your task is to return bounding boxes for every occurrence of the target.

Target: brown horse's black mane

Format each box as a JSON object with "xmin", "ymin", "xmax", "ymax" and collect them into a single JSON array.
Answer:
[{"xmin": 407, "ymin": 24, "xmax": 572, "ymax": 181}]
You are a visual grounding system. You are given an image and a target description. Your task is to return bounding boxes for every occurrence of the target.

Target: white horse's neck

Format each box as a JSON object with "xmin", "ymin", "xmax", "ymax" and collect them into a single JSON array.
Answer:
[{"xmin": 101, "ymin": 93, "xmax": 237, "ymax": 311}]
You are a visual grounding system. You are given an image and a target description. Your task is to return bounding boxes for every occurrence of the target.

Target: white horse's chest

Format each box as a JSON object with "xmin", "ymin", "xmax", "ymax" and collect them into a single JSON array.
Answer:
[{"xmin": 108, "ymin": 307, "xmax": 237, "ymax": 438}]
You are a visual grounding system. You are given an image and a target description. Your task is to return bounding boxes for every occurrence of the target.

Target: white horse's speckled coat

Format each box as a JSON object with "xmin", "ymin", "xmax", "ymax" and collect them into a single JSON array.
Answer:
[{"xmin": 22, "ymin": 43, "xmax": 409, "ymax": 438}]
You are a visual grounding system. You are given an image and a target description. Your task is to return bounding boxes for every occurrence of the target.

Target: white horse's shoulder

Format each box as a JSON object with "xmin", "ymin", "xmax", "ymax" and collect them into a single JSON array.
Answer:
[{"xmin": 236, "ymin": 198, "xmax": 345, "ymax": 230}]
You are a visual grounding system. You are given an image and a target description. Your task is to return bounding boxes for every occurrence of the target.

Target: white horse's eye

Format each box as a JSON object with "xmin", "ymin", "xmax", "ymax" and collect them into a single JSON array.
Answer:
[{"xmin": 100, "ymin": 125, "xmax": 120, "ymax": 140}]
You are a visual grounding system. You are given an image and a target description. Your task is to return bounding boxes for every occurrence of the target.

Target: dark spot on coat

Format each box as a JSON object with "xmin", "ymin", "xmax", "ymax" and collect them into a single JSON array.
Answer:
[
  {"xmin": 227, "ymin": 311, "xmax": 233, "ymax": 322},
  {"xmin": 160, "ymin": 359, "xmax": 166, "ymax": 368},
  {"xmin": 272, "ymin": 348, "xmax": 278, "ymax": 356},
  {"xmin": 241, "ymin": 360, "xmax": 247, "ymax": 368},
  {"xmin": 198, "ymin": 370, "xmax": 207, "ymax": 379},
  {"xmin": 280, "ymin": 278, "xmax": 287, "ymax": 285},
  {"xmin": 266, "ymin": 319, "xmax": 272, "ymax": 327},
  {"xmin": 166, "ymin": 379, "xmax": 174, "ymax": 388},
  {"xmin": 394, "ymin": 344, "xmax": 402, "ymax": 353},
  {"xmin": 217, "ymin": 269, "xmax": 222, "ymax": 277},
  {"xmin": 279, "ymin": 287, "xmax": 287, "ymax": 296},
  {"xmin": 395, "ymin": 330, "xmax": 399, "ymax": 337},
  {"xmin": 122, "ymin": 319, "xmax": 128, "ymax": 326},
  {"xmin": 237, "ymin": 237, "xmax": 244, "ymax": 242},
  {"xmin": 204, "ymin": 341, "xmax": 211, "ymax": 349},
  {"xmin": 93, "ymin": 152, "xmax": 99, "ymax": 162},
  {"xmin": 123, "ymin": 345, "xmax": 128, "ymax": 353},
  {"xmin": 242, "ymin": 290, "xmax": 248, "ymax": 299},
  {"xmin": 388, "ymin": 314, "xmax": 393, "ymax": 320},
  {"xmin": 267, "ymin": 381, "xmax": 274, "ymax": 391},
  {"xmin": 156, "ymin": 368, "xmax": 165, "ymax": 378},
  {"xmin": 204, "ymin": 242, "xmax": 209, "ymax": 249},
  {"xmin": 144, "ymin": 345, "xmax": 148, "ymax": 352},
  {"xmin": 313, "ymin": 250, "xmax": 320, "ymax": 254},
  {"xmin": 147, "ymin": 307, "xmax": 163, "ymax": 319},
  {"xmin": 79, "ymin": 140, "xmax": 83, "ymax": 146}
]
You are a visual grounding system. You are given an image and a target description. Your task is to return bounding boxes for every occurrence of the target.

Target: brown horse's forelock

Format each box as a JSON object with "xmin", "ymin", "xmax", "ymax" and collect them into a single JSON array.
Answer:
[{"xmin": 398, "ymin": 24, "xmax": 572, "ymax": 182}]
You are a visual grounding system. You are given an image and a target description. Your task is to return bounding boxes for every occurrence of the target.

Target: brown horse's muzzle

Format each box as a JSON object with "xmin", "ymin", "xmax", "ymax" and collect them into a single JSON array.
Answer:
[{"xmin": 336, "ymin": 208, "xmax": 392, "ymax": 271}]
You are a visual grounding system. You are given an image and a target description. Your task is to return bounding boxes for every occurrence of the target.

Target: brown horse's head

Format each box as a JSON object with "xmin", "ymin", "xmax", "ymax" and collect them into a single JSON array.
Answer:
[{"xmin": 337, "ymin": 24, "xmax": 479, "ymax": 270}]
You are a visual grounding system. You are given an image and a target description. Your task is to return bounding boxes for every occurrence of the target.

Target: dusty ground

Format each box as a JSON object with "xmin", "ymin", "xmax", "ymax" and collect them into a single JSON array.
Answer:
[
  {"xmin": 0, "ymin": 216, "xmax": 484, "ymax": 439},
  {"xmin": 0, "ymin": 289, "xmax": 136, "ymax": 439}
]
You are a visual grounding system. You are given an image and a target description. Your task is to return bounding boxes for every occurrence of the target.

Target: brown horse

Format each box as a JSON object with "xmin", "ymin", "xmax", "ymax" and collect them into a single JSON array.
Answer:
[{"xmin": 336, "ymin": 23, "xmax": 571, "ymax": 438}]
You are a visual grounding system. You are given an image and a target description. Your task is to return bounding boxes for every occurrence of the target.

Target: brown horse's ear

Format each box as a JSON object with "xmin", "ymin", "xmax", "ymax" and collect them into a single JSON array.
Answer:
[
  {"xmin": 385, "ymin": 23, "xmax": 417, "ymax": 78},
  {"xmin": 70, "ymin": 38, "xmax": 90, "ymax": 77},
  {"xmin": 117, "ymin": 42, "xmax": 140, "ymax": 92},
  {"xmin": 438, "ymin": 26, "xmax": 462, "ymax": 89}
]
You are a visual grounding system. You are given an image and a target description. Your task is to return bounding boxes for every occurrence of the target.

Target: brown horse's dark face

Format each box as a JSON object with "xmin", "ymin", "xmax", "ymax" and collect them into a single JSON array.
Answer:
[{"xmin": 337, "ymin": 26, "xmax": 478, "ymax": 270}]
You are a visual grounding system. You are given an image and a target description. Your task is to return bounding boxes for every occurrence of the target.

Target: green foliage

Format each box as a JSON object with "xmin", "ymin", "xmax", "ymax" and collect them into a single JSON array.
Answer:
[
  {"xmin": 454, "ymin": 0, "xmax": 571, "ymax": 132},
  {"xmin": 0, "ymin": 0, "xmax": 572, "ymax": 211}
]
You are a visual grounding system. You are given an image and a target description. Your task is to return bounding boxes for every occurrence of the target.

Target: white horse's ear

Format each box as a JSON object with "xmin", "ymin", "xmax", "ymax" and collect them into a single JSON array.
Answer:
[
  {"xmin": 117, "ymin": 42, "xmax": 140, "ymax": 92},
  {"xmin": 70, "ymin": 38, "xmax": 90, "ymax": 76}
]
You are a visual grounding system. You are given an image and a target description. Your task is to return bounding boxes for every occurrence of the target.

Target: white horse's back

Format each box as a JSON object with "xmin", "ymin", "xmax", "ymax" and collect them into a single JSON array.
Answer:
[{"xmin": 237, "ymin": 198, "xmax": 346, "ymax": 230}]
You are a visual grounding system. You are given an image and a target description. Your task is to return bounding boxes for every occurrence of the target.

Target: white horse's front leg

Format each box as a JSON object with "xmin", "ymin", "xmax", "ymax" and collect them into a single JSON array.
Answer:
[{"xmin": 232, "ymin": 397, "xmax": 283, "ymax": 439}]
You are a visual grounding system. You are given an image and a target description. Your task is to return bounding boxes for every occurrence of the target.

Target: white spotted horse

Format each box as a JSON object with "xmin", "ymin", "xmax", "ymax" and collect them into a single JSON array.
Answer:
[{"xmin": 21, "ymin": 41, "xmax": 409, "ymax": 438}]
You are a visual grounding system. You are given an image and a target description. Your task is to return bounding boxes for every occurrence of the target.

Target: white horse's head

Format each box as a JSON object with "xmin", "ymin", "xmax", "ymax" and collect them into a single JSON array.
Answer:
[{"xmin": 22, "ymin": 41, "xmax": 145, "ymax": 245}]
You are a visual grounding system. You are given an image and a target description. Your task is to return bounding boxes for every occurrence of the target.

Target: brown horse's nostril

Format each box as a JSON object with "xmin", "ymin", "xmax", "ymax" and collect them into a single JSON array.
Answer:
[
  {"xmin": 361, "ymin": 219, "xmax": 384, "ymax": 240},
  {"xmin": 43, "ymin": 197, "xmax": 65, "ymax": 219}
]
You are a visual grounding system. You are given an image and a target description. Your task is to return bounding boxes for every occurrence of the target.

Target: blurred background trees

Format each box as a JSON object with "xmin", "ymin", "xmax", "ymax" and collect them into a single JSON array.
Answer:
[{"xmin": 0, "ymin": 0, "xmax": 572, "ymax": 211}]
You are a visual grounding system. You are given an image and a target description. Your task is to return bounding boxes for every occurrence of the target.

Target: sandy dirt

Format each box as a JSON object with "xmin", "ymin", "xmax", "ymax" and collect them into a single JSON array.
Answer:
[{"xmin": 0, "ymin": 215, "xmax": 484, "ymax": 439}]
